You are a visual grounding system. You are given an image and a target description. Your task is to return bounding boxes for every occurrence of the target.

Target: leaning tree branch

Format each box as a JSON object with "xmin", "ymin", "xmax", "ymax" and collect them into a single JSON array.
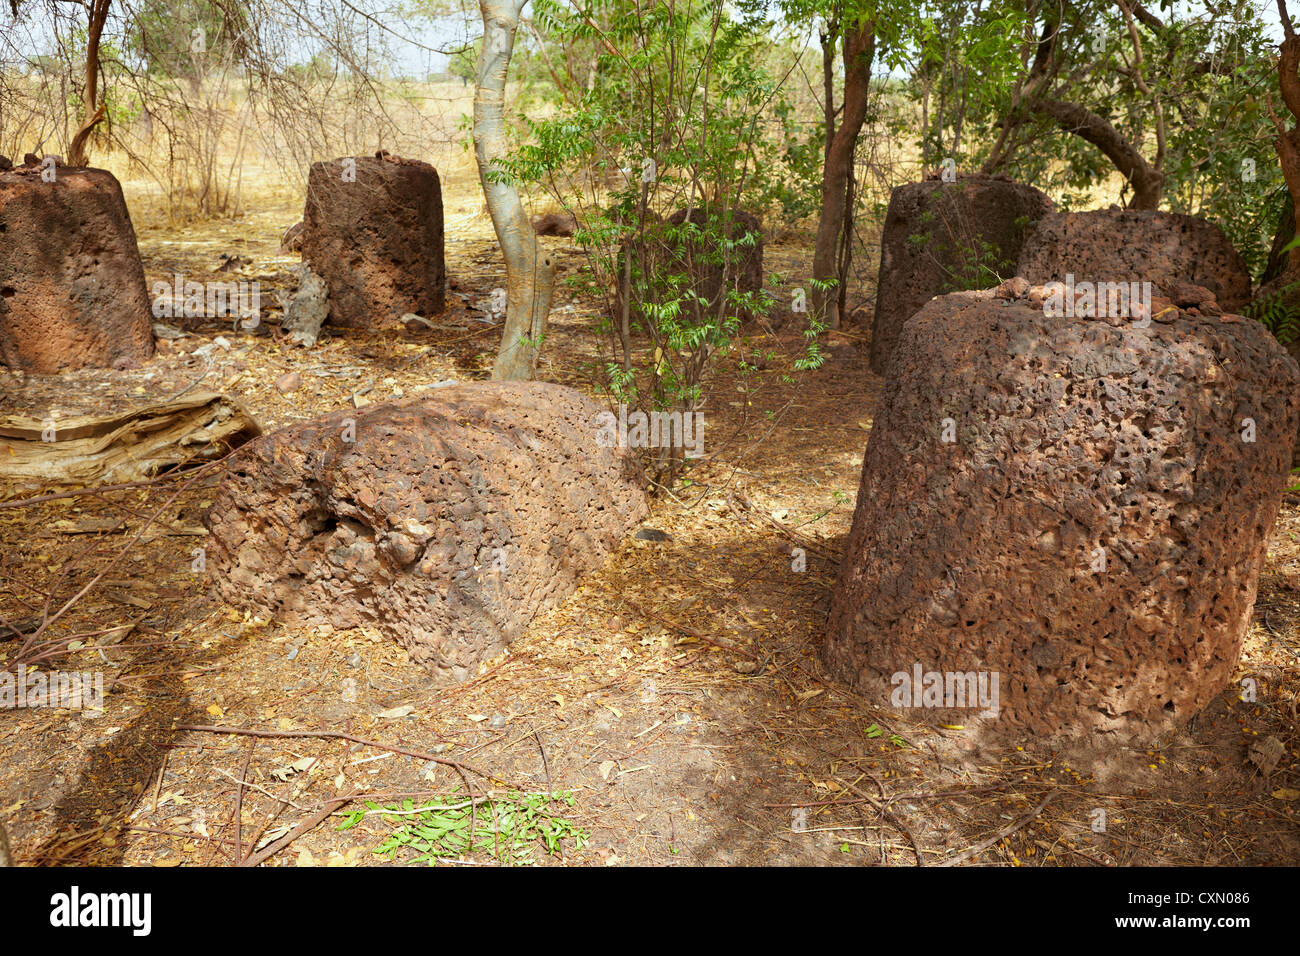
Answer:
[{"xmin": 1032, "ymin": 97, "xmax": 1162, "ymax": 208}]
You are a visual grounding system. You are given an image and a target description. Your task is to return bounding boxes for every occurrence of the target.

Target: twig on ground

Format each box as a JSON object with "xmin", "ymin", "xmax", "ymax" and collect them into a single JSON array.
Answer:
[
  {"xmin": 938, "ymin": 791, "xmax": 1058, "ymax": 867},
  {"xmin": 175, "ymin": 724, "xmax": 525, "ymax": 791}
]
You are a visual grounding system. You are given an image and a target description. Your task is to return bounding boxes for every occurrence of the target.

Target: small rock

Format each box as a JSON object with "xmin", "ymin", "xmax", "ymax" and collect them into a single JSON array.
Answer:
[
  {"xmin": 532, "ymin": 211, "xmax": 578, "ymax": 237},
  {"xmin": 1249, "ymin": 735, "xmax": 1285, "ymax": 775},
  {"xmin": 286, "ymin": 645, "xmax": 299, "ymax": 661},
  {"xmin": 635, "ymin": 528, "xmax": 671, "ymax": 542},
  {"xmin": 280, "ymin": 264, "xmax": 330, "ymax": 348},
  {"xmin": 280, "ymin": 221, "xmax": 305, "ymax": 253},
  {"xmin": 994, "ymin": 276, "xmax": 1030, "ymax": 300},
  {"xmin": 1165, "ymin": 280, "xmax": 1217, "ymax": 310},
  {"xmin": 488, "ymin": 713, "xmax": 508, "ymax": 729},
  {"xmin": 275, "ymin": 371, "xmax": 302, "ymax": 394},
  {"xmin": 152, "ymin": 322, "xmax": 187, "ymax": 340},
  {"xmin": 0, "ymin": 155, "xmax": 11, "ymax": 170},
  {"xmin": 344, "ymin": 652, "xmax": 362, "ymax": 668},
  {"xmin": 1149, "ymin": 296, "xmax": 1179, "ymax": 322}
]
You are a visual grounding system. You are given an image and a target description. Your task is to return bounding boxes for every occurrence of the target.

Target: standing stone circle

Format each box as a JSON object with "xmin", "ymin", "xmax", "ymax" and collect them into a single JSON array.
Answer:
[
  {"xmin": 301, "ymin": 153, "xmax": 445, "ymax": 328},
  {"xmin": 868, "ymin": 175, "xmax": 1053, "ymax": 374},
  {"xmin": 0, "ymin": 163, "xmax": 154, "ymax": 373},
  {"xmin": 1017, "ymin": 209, "xmax": 1252, "ymax": 313},
  {"xmin": 825, "ymin": 288, "xmax": 1300, "ymax": 744},
  {"xmin": 204, "ymin": 382, "xmax": 648, "ymax": 682}
]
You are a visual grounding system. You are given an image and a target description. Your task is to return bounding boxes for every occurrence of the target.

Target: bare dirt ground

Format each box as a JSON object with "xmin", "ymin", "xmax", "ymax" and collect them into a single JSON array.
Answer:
[{"xmin": 1, "ymin": 176, "xmax": 1298, "ymax": 867}]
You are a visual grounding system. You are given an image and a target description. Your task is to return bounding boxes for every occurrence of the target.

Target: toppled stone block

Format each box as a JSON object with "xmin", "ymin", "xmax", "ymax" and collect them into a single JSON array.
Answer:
[
  {"xmin": 532, "ymin": 211, "xmax": 577, "ymax": 237},
  {"xmin": 204, "ymin": 382, "xmax": 648, "ymax": 681}
]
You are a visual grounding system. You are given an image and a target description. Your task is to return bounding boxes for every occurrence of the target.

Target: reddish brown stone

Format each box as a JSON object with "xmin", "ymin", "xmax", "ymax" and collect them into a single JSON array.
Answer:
[
  {"xmin": 869, "ymin": 176, "xmax": 1053, "ymax": 374},
  {"xmin": 612, "ymin": 206, "xmax": 763, "ymax": 327},
  {"xmin": 825, "ymin": 289, "xmax": 1299, "ymax": 744},
  {"xmin": 664, "ymin": 206, "xmax": 764, "ymax": 321},
  {"xmin": 1017, "ymin": 209, "xmax": 1251, "ymax": 313},
  {"xmin": 532, "ymin": 211, "xmax": 577, "ymax": 237},
  {"xmin": 301, "ymin": 154, "xmax": 445, "ymax": 328},
  {"xmin": 203, "ymin": 382, "xmax": 648, "ymax": 681},
  {"xmin": 0, "ymin": 164, "xmax": 154, "ymax": 373}
]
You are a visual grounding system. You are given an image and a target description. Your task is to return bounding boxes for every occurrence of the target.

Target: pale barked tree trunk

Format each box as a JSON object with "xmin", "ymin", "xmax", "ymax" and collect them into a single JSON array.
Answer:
[{"xmin": 475, "ymin": 0, "xmax": 556, "ymax": 381}]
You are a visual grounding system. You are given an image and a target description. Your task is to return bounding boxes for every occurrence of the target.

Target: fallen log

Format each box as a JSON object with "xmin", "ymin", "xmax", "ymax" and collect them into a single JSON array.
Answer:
[{"xmin": 0, "ymin": 391, "xmax": 260, "ymax": 492}]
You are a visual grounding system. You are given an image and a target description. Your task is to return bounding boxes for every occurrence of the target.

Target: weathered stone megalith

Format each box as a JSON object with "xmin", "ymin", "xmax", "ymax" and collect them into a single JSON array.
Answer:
[
  {"xmin": 665, "ymin": 206, "xmax": 764, "ymax": 313},
  {"xmin": 1017, "ymin": 209, "xmax": 1252, "ymax": 314},
  {"xmin": 869, "ymin": 175, "xmax": 1053, "ymax": 374},
  {"xmin": 0, "ymin": 162, "xmax": 154, "ymax": 373},
  {"xmin": 825, "ymin": 288, "xmax": 1300, "ymax": 744},
  {"xmin": 301, "ymin": 153, "xmax": 445, "ymax": 328},
  {"xmin": 204, "ymin": 382, "xmax": 648, "ymax": 681},
  {"xmin": 614, "ymin": 206, "xmax": 764, "ymax": 327}
]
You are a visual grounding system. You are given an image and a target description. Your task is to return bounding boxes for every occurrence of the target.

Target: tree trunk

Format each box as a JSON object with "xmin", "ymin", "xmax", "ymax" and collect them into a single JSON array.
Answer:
[
  {"xmin": 1274, "ymin": 32, "xmax": 1300, "ymax": 272},
  {"xmin": 811, "ymin": 20, "xmax": 874, "ymax": 330},
  {"xmin": 475, "ymin": 0, "xmax": 555, "ymax": 381},
  {"xmin": 67, "ymin": 0, "xmax": 111, "ymax": 166},
  {"xmin": 1261, "ymin": 190, "xmax": 1295, "ymax": 286}
]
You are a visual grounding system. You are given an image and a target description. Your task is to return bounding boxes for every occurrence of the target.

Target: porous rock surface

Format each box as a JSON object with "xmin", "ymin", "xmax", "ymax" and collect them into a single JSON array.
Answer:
[
  {"xmin": 869, "ymin": 175, "xmax": 1053, "ymax": 374},
  {"xmin": 204, "ymin": 382, "xmax": 648, "ymax": 681},
  {"xmin": 301, "ymin": 153, "xmax": 445, "ymax": 327},
  {"xmin": 1017, "ymin": 209, "xmax": 1251, "ymax": 314},
  {"xmin": 825, "ymin": 288, "xmax": 1300, "ymax": 743},
  {"xmin": 0, "ymin": 163, "xmax": 154, "ymax": 373}
]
